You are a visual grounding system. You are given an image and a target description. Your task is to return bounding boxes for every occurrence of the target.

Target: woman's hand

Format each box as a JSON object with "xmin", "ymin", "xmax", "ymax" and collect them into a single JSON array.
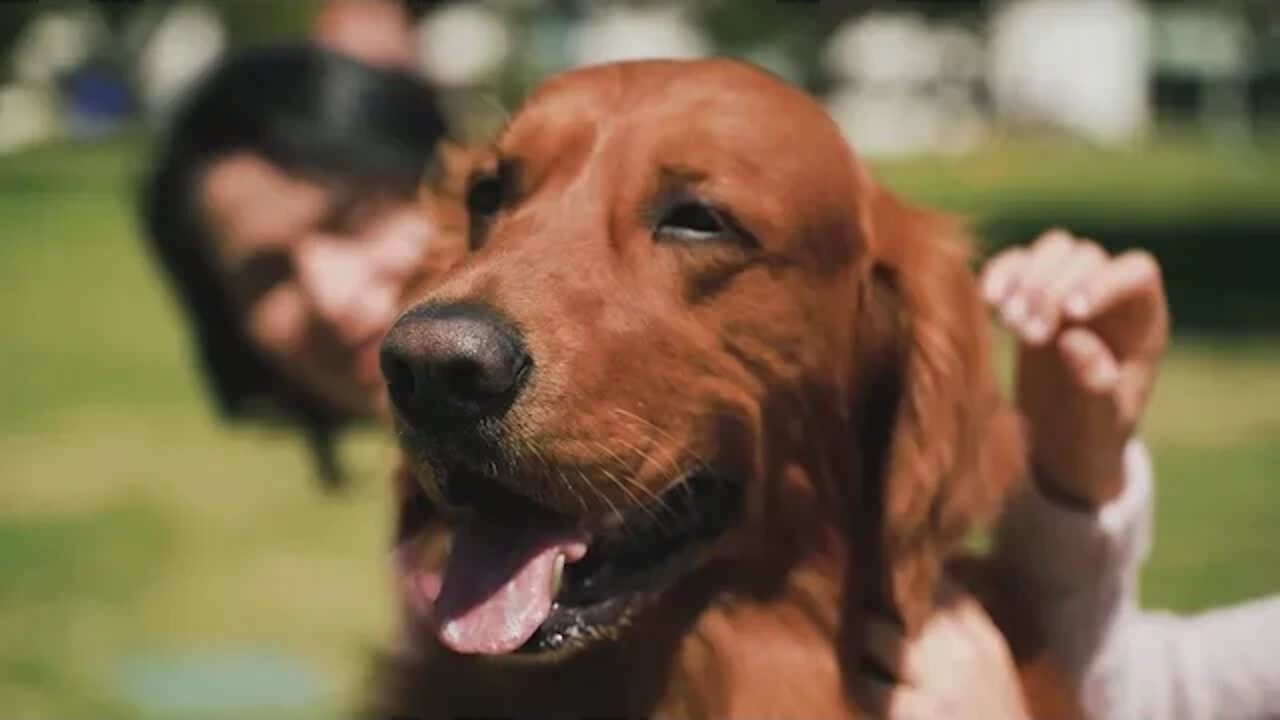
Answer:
[
  {"xmin": 853, "ymin": 590, "xmax": 1030, "ymax": 720},
  {"xmin": 981, "ymin": 230, "xmax": 1169, "ymax": 507}
]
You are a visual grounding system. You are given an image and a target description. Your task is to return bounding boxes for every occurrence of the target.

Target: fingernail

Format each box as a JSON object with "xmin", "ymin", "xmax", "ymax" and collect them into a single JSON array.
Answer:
[
  {"xmin": 1003, "ymin": 296, "xmax": 1027, "ymax": 325},
  {"xmin": 1024, "ymin": 316, "xmax": 1049, "ymax": 345},
  {"xmin": 1065, "ymin": 294, "xmax": 1089, "ymax": 318},
  {"xmin": 1089, "ymin": 363, "xmax": 1119, "ymax": 390}
]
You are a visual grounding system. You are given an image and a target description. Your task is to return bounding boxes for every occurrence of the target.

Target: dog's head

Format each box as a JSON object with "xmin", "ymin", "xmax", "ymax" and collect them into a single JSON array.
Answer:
[{"xmin": 386, "ymin": 60, "xmax": 1021, "ymax": 664}]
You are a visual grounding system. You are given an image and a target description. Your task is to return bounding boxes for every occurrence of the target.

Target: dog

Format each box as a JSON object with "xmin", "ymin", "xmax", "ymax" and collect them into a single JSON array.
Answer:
[{"xmin": 375, "ymin": 59, "xmax": 1076, "ymax": 719}]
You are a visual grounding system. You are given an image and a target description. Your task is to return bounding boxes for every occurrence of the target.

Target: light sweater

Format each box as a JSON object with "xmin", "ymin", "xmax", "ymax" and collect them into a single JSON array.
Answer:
[{"xmin": 995, "ymin": 440, "xmax": 1280, "ymax": 720}]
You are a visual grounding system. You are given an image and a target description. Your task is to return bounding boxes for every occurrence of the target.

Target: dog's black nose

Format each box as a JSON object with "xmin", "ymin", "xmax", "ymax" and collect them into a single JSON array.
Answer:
[{"xmin": 380, "ymin": 303, "xmax": 531, "ymax": 428}]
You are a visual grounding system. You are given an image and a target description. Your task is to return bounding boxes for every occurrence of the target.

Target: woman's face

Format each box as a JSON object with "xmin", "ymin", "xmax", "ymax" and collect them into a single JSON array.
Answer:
[{"xmin": 200, "ymin": 153, "xmax": 435, "ymax": 418}]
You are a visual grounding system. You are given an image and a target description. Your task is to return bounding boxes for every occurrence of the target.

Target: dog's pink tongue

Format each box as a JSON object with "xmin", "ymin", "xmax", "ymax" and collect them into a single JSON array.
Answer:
[{"xmin": 434, "ymin": 521, "xmax": 586, "ymax": 655}]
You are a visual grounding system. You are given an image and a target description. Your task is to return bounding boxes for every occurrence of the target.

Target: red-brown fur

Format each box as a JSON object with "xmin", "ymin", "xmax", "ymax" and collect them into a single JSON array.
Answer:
[
  {"xmin": 376, "ymin": 59, "xmax": 1078, "ymax": 720},
  {"xmin": 411, "ymin": 141, "xmax": 484, "ymax": 292}
]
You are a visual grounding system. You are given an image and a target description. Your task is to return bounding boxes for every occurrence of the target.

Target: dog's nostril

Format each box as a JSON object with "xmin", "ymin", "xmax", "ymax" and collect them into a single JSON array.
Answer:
[
  {"xmin": 382, "ymin": 353, "xmax": 416, "ymax": 401},
  {"xmin": 439, "ymin": 356, "xmax": 485, "ymax": 400}
]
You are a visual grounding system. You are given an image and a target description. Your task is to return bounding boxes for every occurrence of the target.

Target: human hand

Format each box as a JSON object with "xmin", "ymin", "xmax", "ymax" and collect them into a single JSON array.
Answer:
[
  {"xmin": 981, "ymin": 230, "xmax": 1169, "ymax": 507},
  {"xmin": 853, "ymin": 591, "xmax": 1030, "ymax": 720}
]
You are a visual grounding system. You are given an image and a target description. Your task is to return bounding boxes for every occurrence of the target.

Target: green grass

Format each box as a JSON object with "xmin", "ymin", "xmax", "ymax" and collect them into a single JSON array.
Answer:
[
  {"xmin": 0, "ymin": 136, "xmax": 1278, "ymax": 718},
  {"xmin": 868, "ymin": 131, "xmax": 1280, "ymax": 224}
]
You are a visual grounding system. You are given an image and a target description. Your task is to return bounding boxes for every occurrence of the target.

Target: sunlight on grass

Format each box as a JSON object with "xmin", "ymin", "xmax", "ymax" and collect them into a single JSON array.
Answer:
[{"xmin": 0, "ymin": 415, "xmax": 400, "ymax": 719}]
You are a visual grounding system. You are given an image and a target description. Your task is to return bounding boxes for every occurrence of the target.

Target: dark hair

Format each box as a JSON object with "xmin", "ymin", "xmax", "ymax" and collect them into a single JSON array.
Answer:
[{"xmin": 142, "ymin": 44, "xmax": 448, "ymax": 489}]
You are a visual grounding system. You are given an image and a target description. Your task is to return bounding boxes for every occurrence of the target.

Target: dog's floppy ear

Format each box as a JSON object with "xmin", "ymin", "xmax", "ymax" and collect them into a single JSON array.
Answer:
[{"xmin": 847, "ymin": 185, "xmax": 1024, "ymax": 635}]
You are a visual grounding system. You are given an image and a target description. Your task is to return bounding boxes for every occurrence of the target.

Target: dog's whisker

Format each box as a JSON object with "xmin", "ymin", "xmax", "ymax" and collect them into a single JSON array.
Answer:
[
  {"xmin": 590, "ymin": 457, "xmax": 646, "ymax": 509},
  {"xmin": 589, "ymin": 442, "xmax": 671, "ymax": 531},
  {"xmin": 609, "ymin": 433, "xmax": 675, "ymax": 491},
  {"xmin": 593, "ymin": 440, "xmax": 677, "ymax": 517},
  {"xmin": 556, "ymin": 467, "xmax": 592, "ymax": 517},
  {"xmin": 609, "ymin": 425, "xmax": 701, "ymax": 509},
  {"xmin": 611, "ymin": 407, "xmax": 711, "ymax": 471},
  {"xmin": 575, "ymin": 468, "xmax": 637, "ymax": 539},
  {"xmin": 649, "ymin": 437, "xmax": 690, "ymax": 504},
  {"xmin": 530, "ymin": 443, "xmax": 588, "ymax": 515}
]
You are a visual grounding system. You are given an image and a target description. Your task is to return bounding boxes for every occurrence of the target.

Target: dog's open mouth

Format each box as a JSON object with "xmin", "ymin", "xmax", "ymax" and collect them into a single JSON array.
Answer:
[{"xmin": 396, "ymin": 464, "xmax": 741, "ymax": 656}]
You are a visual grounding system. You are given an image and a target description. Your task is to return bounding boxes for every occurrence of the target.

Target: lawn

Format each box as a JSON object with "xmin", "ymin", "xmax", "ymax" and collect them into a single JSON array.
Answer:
[{"xmin": 1, "ymin": 135, "xmax": 1277, "ymax": 719}]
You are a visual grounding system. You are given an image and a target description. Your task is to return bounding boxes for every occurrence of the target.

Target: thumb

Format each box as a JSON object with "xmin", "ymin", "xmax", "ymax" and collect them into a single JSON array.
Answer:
[{"xmin": 1058, "ymin": 327, "xmax": 1120, "ymax": 394}]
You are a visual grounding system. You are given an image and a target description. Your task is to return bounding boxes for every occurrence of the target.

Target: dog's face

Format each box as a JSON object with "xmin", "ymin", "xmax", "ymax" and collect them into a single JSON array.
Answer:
[{"xmin": 387, "ymin": 60, "xmax": 1019, "ymax": 663}]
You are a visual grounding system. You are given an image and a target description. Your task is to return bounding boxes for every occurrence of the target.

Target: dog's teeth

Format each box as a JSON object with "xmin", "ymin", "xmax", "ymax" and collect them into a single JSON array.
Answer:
[{"xmin": 551, "ymin": 553, "xmax": 566, "ymax": 597}]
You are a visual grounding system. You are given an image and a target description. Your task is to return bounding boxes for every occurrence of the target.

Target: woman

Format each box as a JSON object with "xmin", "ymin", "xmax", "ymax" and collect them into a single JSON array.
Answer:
[
  {"xmin": 143, "ymin": 44, "xmax": 463, "ymax": 488},
  {"xmin": 858, "ymin": 232, "xmax": 1280, "ymax": 720}
]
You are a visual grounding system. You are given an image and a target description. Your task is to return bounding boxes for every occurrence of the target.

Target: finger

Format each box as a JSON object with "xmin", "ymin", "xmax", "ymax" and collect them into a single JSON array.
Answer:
[
  {"xmin": 1004, "ymin": 229, "xmax": 1078, "ymax": 343},
  {"xmin": 941, "ymin": 596, "xmax": 1004, "ymax": 658},
  {"xmin": 1018, "ymin": 240, "xmax": 1108, "ymax": 347},
  {"xmin": 1058, "ymin": 327, "xmax": 1120, "ymax": 394},
  {"xmin": 981, "ymin": 247, "xmax": 1029, "ymax": 306},
  {"xmin": 917, "ymin": 608, "xmax": 980, "ymax": 670},
  {"xmin": 1064, "ymin": 249, "xmax": 1164, "ymax": 323},
  {"xmin": 863, "ymin": 617, "xmax": 911, "ymax": 682},
  {"xmin": 1000, "ymin": 230, "xmax": 1075, "ymax": 334}
]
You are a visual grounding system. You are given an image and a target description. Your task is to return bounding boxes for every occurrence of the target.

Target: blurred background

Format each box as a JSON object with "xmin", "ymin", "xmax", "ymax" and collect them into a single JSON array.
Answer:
[{"xmin": 1, "ymin": 0, "xmax": 1278, "ymax": 717}]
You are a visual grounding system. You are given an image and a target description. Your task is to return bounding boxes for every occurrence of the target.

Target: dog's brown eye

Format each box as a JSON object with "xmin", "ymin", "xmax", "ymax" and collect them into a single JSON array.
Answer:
[
  {"xmin": 656, "ymin": 202, "xmax": 726, "ymax": 243},
  {"xmin": 466, "ymin": 175, "xmax": 503, "ymax": 219}
]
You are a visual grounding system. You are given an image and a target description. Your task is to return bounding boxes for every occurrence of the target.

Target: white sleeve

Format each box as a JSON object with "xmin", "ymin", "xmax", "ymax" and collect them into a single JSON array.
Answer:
[{"xmin": 994, "ymin": 440, "xmax": 1280, "ymax": 720}]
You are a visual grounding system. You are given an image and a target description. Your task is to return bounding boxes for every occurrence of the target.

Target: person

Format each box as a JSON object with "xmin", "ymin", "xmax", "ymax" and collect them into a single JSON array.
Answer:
[
  {"xmin": 857, "ymin": 230, "xmax": 1280, "ymax": 719},
  {"xmin": 142, "ymin": 43, "xmax": 461, "ymax": 488}
]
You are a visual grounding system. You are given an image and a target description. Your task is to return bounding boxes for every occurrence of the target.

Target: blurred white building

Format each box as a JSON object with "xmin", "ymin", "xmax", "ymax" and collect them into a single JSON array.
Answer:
[
  {"xmin": 0, "ymin": 0, "xmax": 1271, "ymax": 156},
  {"xmin": 1151, "ymin": 4, "xmax": 1255, "ymax": 144},
  {"xmin": 417, "ymin": 3, "xmax": 510, "ymax": 88},
  {"xmin": 0, "ymin": 85, "xmax": 61, "ymax": 154},
  {"xmin": 824, "ymin": 12, "xmax": 989, "ymax": 157},
  {"xmin": 989, "ymin": 0, "xmax": 1152, "ymax": 145},
  {"xmin": 135, "ymin": 3, "xmax": 226, "ymax": 123},
  {"xmin": 0, "ymin": 7, "xmax": 108, "ymax": 153},
  {"xmin": 567, "ymin": 3, "xmax": 709, "ymax": 68}
]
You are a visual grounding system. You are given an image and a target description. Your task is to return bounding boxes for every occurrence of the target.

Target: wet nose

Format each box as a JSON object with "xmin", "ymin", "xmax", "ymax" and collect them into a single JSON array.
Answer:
[{"xmin": 379, "ymin": 303, "xmax": 532, "ymax": 428}]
